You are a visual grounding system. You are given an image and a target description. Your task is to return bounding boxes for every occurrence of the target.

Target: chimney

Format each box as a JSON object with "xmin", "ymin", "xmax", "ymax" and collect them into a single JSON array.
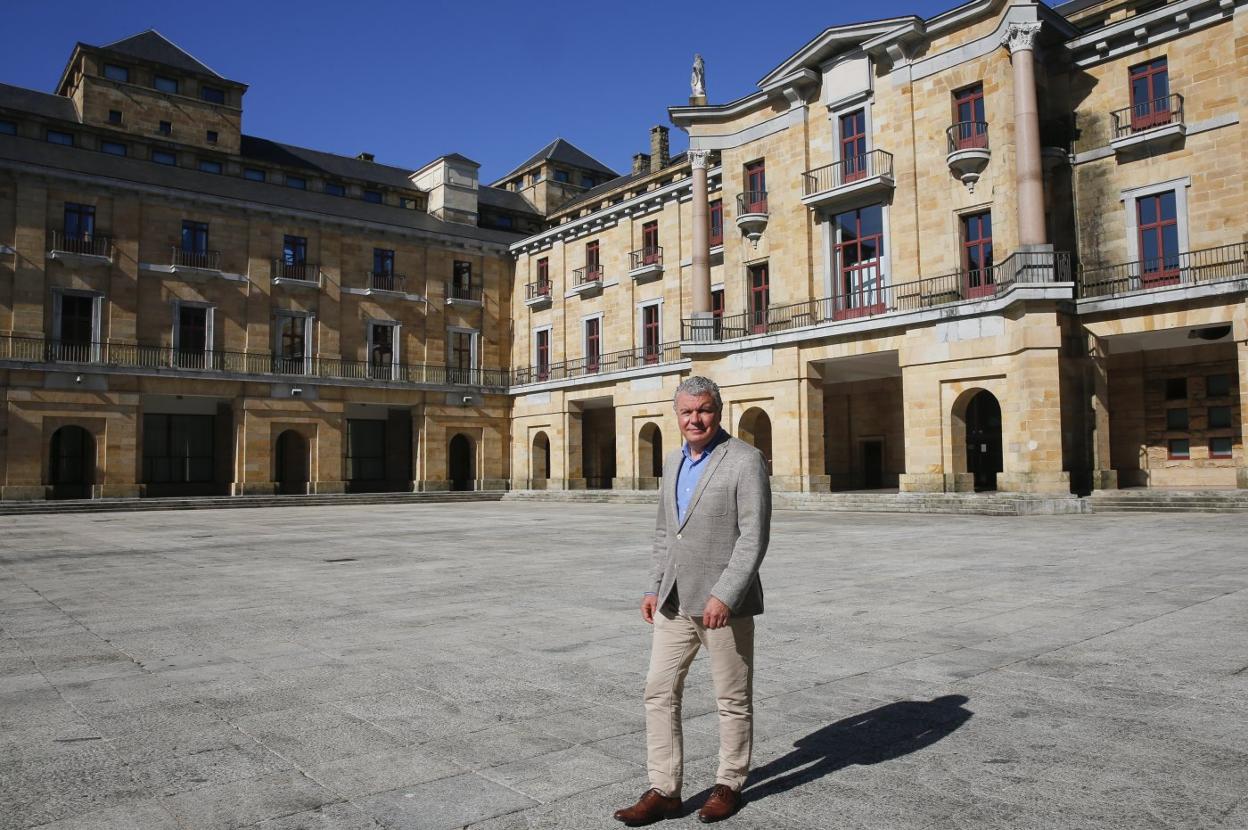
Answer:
[
  {"xmin": 356, "ymin": 152, "xmax": 375, "ymax": 162},
  {"xmin": 632, "ymin": 153, "xmax": 651, "ymax": 175},
  {"xmin": 649, "ymin": 126, "xmax": 670, "ymax": 172}
]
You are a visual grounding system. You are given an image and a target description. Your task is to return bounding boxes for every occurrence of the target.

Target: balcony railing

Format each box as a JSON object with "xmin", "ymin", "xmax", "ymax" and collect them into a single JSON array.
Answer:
[
  {"xmin": 802, "ymin": 150, "xmax": 894, "ymax": 197},
  {"xmin": 629, "ymin": 246, "xmax": 663, "ymax": 270},
  {"xmin": 50, "ymin": 231, "xmax": 112, "ymax": 259},
  {"xmin": 572, "ymin": 265, "xmax": 604, "ymax": 287},
  {"xmin": 512, "ymin": 341, "xmax": 681, "ymax": 385},
  {"xmin": 0, "ymin": 334, "xmax": 510, "ymax": 389},
  {"xmin": 525, "ymin": 280, "xmax": 553, "ymax": 300},
  {"xmin": 682, "ymin": 250, "xmax": 1070, "ymax": 341},
  {"xmin": 1078, "ymin": 241, "xmax": 1246, "ymax": 299},
  {"xmin": 947, "ymin": 122, "xmax": 989, "ymax": 153},
  {"xmin": 736, "ymin": 190, "xmax": 768, "ymax": 215},
  {"xmin": 446, "ymin": 281, "xmax": 483, "ymax": 303},
  {"xmin": 272, "ymin": 260, "xmax": 319, "ymax": 283},
  {"xmin": 368, "ymin": 271, "xmax": 407, "ymax": 292},
  {"xmin": 1112, "ymin": 93, "xmax": 1184, "ymax": 138},
  {"xmin": 171, "ymin": 246, "xmax": 221, "ymax": 270}
]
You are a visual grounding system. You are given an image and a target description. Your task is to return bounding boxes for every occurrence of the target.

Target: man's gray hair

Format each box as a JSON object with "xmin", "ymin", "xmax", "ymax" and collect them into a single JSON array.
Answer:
[{"xmin": 674, "ymin": 376, "xmax": 723, "ymax": 411}]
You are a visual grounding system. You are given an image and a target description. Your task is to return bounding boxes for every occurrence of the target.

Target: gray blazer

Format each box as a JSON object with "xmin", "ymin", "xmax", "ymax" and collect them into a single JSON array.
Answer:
[{"xmin": 649, "ymin": 434, "xmax": 772, "ymax": 617}]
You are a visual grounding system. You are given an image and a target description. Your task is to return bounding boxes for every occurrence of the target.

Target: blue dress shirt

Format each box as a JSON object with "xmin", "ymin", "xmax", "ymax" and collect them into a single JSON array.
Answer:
[{"xmin": 675, "ymin": 428, "xmax": 728, "ymax": 523}]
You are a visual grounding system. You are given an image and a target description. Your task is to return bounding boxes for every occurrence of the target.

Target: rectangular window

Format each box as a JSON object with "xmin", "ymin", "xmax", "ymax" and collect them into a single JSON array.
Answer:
[
  {"xmin": 1166, "ymin": 408, "xmax": 1189, "ymax": 430},
  {"xmin": 452, "ymin": 261, "xmax": 473, "ymax": 296},
  {"xmin": 58, "ymin": 293, "xmax": 95, "ymax": 348},
  {"xmin": 283, "ymin": 234, "xmax": 308, "ymax": 267},
  {"xmin": 0, "ymin": 120, "xmax": 15, "ymax": 135},
  {"xmin": 285, "ymin": 175, "xmax": 307, "ymax": 190},
  {"xmin": 1129, "ymin": 57, "xmax": 1170, "ymax": 131},
  {"xmin": 64, "ymin": 203, "xmax": 96, "ymax": 241},
  {"xmin": 274, "ymin": 314, "xmax": 308, "ymax": 373},
  {"xmin": 839, "ymin": 109, "xmax": 867, "ymax": 181},
  {"xmin": 181, "ymin": 220, "xmax": 209, "ymax": 254},
  {"xmin": 833, "ymin": 205, "xmax": 885, "ymax": 319},
  {"xmin": 369, "ymin": 323, "xmax": 396, "ymax": 379},
  {"xmin": 324, "ymin": 182, "xmax": 346, "ymax": 196},
  {"xmin": 372, "ymin": 249, "xmax": 396, "ymax": 290},
  {"xmin": 642, "ymin": 221, "xmax": 659, "ymax": 264},
  {"xmin": 1208, "ymin": 406, "xmax": 1232, "ymax": 430},
  {"xmin": 585, "ymin": 241, "xmax": 601, "ymax": 280},
  {"xmin": 1137, "ymin": 191, "xmax": 1179, "ymax": 286},
  {"xmin": 108, "ymin": 109, "xmax": 122, "ymax": 125},
  {"xmin": 536, "ymin": 257, "xmax": 549, "ymax": 290},
  {"xmin": 142, "ymin": 414, "xmax": 214, "ymax": 484},
  {"xmin": 962, "ymin": 210, "xmax": 994, "ymax": 298},
  {"xmin": 46, "ymin": 130, "xmax": 74, "ymax": 146},
  {"xmin": 154, "ymin": 75, "xmax": 178, "ymax": 93},
  {"xmin": 206, "ymin": 130, "xmax": 218, "ymax": 144},
  {"xmin": 1167, "ymin": 438, "xmax": 1190, "ymax": 460},
  {"xmin": 175, "ymin": 305, "xmax": 209, "ymax": 368},
  {"xmin": 1165, "ymin": 377, "xmax": 1187, "ymax": 400},
  {"xmin": 159, "ymin": 120, "xmax": 172, "ymax": 135},
  {"xmin": 399, "ymin": 197, "xmax": 416, "ymax": 209},
  {"xmin": 952, "ymin": 83, "xmax": 987, "ymax": 149},
  {"xmin": 580, "ymin": 175, "xmax": 595, "ymax": 189},
  {"xmin": 198, "ymin": 159, "xmax": 222, "ymax": 174},
  {"xmin": 363, "ymin": 190, "xmax": 383, "ymax": 204},
  {"xmin": 1210, "ymin": 437, "xmax": 1233, "ymax": 459},
  {"xmin": 744, "ymin": 161, "xmax": 767, "ymax": 213},
  {"xmin": 535, "ymin": 328, "xmax": 550, "ymax": 381},
  {"xmin": 709, "ymin": 199, "xmax": 723, "ymax": 247},
  {"xmin": 152, "ymin": 150, "xmax": 176, "ymax": 165},
  {"xmin": 554, "ymin": 169, "xmax": 570, "ymax": 183},
  {"xmin": 585, "ymin": 317, "xmax": 601, "ymax": 373},
  {"xmin": 243, "ymin": 167, "xmax": 265, "ymax": 182},
  {"xmin": 200, "ymin": 85, "xmax": 226, "ymax": 104},
  {"xmin": 1206, "ymin": 374, "xmax": 1232, "ymax": 397},
  {"xmin": 748, "ymin": 263, "xmax": 769, "ymax": 333},
  {"xmin": 642, "ymin": 304, "xmax": 661, "ymax": 363},
  {"xmin": 711, "ymin": 288, "xmax": 725, "ymax": 339},
  {"xmin": 103, "ymin": 64, "xmax": 130, "ymax": 83},
  {"xmin": 448, "ymin": 330, "xmax": 475, "ymax": 383},
  {"xmin": 100, "ymin": 140, "xmax": 127, "ymax": 157}
]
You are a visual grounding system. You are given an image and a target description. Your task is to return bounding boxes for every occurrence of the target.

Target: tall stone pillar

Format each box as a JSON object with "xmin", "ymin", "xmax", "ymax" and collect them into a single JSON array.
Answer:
[
  {"xmin": 1003, "ymin": 22, "xmax": 1047, "ymax": 246},
  {"xmin": 689, "ymin": 149, "xmax": 713, "ymax": 340},
  {"xmin": 1089, "ymin": 334, "xmax": 1118, "ymax": 490}
]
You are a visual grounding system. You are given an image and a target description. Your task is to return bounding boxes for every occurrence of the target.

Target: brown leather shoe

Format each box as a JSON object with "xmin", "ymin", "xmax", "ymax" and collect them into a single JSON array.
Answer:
[
  {"xmin": 697, "ymin": 784, "xmax": 742, "ymax": 823},
  {"xmin": 613, "ymin": 788, "xmax": 682, "ymax": 826}
]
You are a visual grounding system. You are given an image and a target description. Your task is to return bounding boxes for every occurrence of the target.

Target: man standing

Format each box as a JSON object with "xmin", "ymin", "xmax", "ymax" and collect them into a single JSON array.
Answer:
[{"xmin": 614, "ymin": 376, "xmax": 772, "ymax": 825}]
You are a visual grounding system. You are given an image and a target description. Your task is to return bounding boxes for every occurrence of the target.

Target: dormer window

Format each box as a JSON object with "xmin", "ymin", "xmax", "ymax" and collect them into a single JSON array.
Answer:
[
  {"xmin": 324, "ymin": 182, "xmax": 346, "ymax": 196},
  {"xmin": 554, "ymin": 169, "xmax": 570, "ymax": 183},
  {"xmin": 200, "ymin": 85, "xmax": 225, "ymax": 105},
  {"xmin": 206, "ymin": 130, "xmax": 218, "ymax": 144},
  {"xmin": 285, "ymin": 175, "xmax": 307, "ymax": 190},
  {"xmin": 158, "ymin": 121, "xmax": 172, "ymax": 136},
  {"xmin": 103, "ymin": 64, "xmax": 129, "ymax": 83},
  {"xmin": 154, "ymin": 75, "xmax": 178, "ymax": 94},
  {"xmin": 363, "ymin": 190, "xmax": 382, "ymax": 204},
  {"xmin": 108, "ymin": 110, "xmax": 122, "ymax": 125}
]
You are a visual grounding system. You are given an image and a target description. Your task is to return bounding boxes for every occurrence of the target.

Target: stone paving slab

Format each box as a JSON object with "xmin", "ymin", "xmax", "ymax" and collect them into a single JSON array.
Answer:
[{"xmin": 2, "ymin": 503, "xmax": 1248, "ymax": 829}]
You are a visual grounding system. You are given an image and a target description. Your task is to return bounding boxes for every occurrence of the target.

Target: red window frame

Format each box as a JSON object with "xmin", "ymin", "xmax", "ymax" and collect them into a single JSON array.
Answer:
[
  {"xmin": 745, "ymin": 161, "xmax": 767, "ymax": 213},
  {"xmin": 833, "ymin": 208, "xmax": 886, "ymax": 320},
  {"xmin": 585, "ymin": 317, "xmax": 601, "ymax": 373},
  {"xmin": 1209, "ymin": 437, "xmax": 1233, "ymax": 459},
  {"xmin": 711, "ymin": 288, "xmax": 725, "ymax": 339},
  {"xmin": 708, "ymin": 200, "xmax": 723, "ymax": 246},
  {"xmin": 839, "ymin": 109, "xmax": 867, "ymax": 183},
  {"xmin": 1167, "ymin": 438, "xmax": 1190, "ymax": 460},
  {"xmin": 536, "ymin": 257, "xmax": 550, "ymax": 295},
  {"xmin": 642, "ymin": 304, "xmax": 660, "ymax": 363},
  {"xmin": 642, "ymin": 221, "xmax": 659, "ymax": 265},
  {"xmin": 585, "ymin": 241, "xmax": 601, "ymax": 281},
  {"xmin": 1137, "ymin": 191, "xmax": 1179, "ymax": 287},
  {"xmin": 535, "ymin": 329, "xmax": 550, "ymax": 381},
  {"xmin": 961, "ymin": 211, "xmax": 994, "ymax": 298},
  {"xmin": 748, "ymin": 263, "xmax": 769, "ymax": 334},
  {"xmin": 952, "ymin": 84, "xmax": 987, "ymax": 149},
  {"xmin": 1129, "ymin": 57, "xmax": 1170, "ymax": 131}
]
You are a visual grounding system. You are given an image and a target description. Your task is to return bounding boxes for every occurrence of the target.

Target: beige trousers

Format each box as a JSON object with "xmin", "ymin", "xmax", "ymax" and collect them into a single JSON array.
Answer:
[{"xmin": 644, "ymin": 608, "xmax": 755, "ymax": 795}]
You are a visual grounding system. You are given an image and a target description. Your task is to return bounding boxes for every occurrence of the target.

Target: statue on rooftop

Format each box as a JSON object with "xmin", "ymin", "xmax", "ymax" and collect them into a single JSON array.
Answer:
[{"xmin": 691, "ymin": 54, "xmax": 706, "ymax": 98}]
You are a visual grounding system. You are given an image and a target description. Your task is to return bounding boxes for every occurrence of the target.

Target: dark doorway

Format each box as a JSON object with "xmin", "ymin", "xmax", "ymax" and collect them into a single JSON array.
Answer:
[
  {"xmin": 739, "ymin": 407, "xmax": 773, "ymax": 474},
  {"xmin": 274, "ymin": 430, "xmax": 309, "ymax": 495},
  {"xmin": 965, "ymin": 391, "xmax": 1003, "ymax": 491},
  {"xmin": 142, "ymin": 413, "xmax": 218, "ymax": 497},
  {"xmin": 346, "ymin": 419, "xmax": 386, "ymax": 492},
  {"xmin": 861, "ymin": 440, "xmax": 884, "ymax": 489},
  {"xmin": 49, "ymin": 425, "xmax": 93, "ymax": 499},
  {"xmin": 448, "ymin": 433, "xmax": 474, "ymax": 491},
  {"xmin": 531, "ymin": 431, "xmax": 550, "ymax": 488}
]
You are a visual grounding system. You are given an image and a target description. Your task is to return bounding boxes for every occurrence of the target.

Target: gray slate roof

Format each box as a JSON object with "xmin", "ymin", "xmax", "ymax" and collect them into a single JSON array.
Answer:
[
  {"xmin": 239, "ymin": 136, "xmax": 419, "ymax": 190},
  {"xmin": 555, "ymin": 151, "xmax": 688, "ymax": 214},
  {"xmin": 0, "ymin": 82, "xmax": 79, "ymax": 122},
  {"xmin": 493, "ymin": 138, "xmax": 617, "ymax": 185},
  {"xmin": 478, "ymin": 185, "xmax": 540, "ymax": 215},
  {"xmin": 97, "ymin": 30, "xmax": 225, "ymax": 80}
]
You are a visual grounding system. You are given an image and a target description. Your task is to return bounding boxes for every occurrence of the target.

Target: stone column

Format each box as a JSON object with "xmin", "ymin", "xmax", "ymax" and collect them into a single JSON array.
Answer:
[
  {"xmin": 1088, "ymin": 334, "xmax": 1118, "ymax": 490},
  {"xmin": 689, "ymin": 149, "xmax": 713, "ymax": 340},
  {"xmin": 1003, "ymin": 22, "xmax": 1047, "ymax": 246},
  {"xmin": 1237, "ymin": 320, "xmax": 1248, "ymax": 488}
]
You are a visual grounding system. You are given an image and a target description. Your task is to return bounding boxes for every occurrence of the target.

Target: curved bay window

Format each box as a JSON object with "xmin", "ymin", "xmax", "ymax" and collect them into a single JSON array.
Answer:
[{"xmin": 833, "ymin": 206, "xmax": 885, "ymax": 320}]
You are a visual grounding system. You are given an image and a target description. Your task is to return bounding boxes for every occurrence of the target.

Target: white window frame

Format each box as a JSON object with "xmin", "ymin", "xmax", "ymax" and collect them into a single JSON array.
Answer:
[
  {"xmin": 51, "ymin": 288, "xmax": 104, "ymax": 361},
  {"xmin": 365, "ymin": 318, "xmax": 400, "ymax": 376},
  {"xmin": 172, "ymin": 300, "xmax": 215, "ymax": 355},
  {"xmin": 447, "ymin": 325, "xmax": 479, "ymax": 370},
  {"xmin": 1120, "ymin": 176, "xmax": 1191, "ymax": 263},
  {"xmin": 822, "ymin": 203, "xmax": 891, "ymax": 302},
  {"xmin": 636, "ymin": 298, "xmax": 664, "ymax": 353},
  {"xmin": 582, "ymin": 312, "xmax": 604, "ymax": 362},
  {"xmin": 273, "ymin": 310, "xmax": 315, "ymax": 372}
]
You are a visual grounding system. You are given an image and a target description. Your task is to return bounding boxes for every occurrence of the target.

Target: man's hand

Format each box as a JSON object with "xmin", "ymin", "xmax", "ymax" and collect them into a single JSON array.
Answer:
[
  {"xmin": 702, "ymin": 596, "xmax": 731, "ymax": 629},
  {"xmin": 641, "ymin": 594, "xmax": 658, "ymax": 624}
]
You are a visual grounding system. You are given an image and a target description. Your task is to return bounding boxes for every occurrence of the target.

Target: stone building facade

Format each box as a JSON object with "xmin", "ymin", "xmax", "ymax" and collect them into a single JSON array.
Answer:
[{"xmin": 2, "ymin": 0, "xmax": 1246, "ymax": 501}]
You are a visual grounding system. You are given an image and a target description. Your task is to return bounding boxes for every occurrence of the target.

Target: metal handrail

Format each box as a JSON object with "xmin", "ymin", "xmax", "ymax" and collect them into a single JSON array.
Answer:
[
  {"xmin": 947, "ymin": 122, "xmax": 989, "ymax": 153},
  {"xmin": 0, "ymin": 334, "xmax": 510, "ymax": 389},
  {"xmin": 802, "ymin": 150, "xmax": 893, "ymax": 196},
  {"xmin": 272, "ymin": 260, "xmax": 319, "ymax": 282},
  {"xmin": 525, "ymin": 280, "xmax": 552, "ymax": 300},
  {"xmin": 736, "ymin": 190, "xmax": 768, "ymax": 215},
  {"xmin": 682, "ymin": 250, "xmax": 1071, "ymax": 341},
  {"xmin": 50, "ymin": 230, "xmax": 112, "ymax": 259},
  {"xmin": 572, "ymin": 265, "xmax": 603, "ymax": 287},
  {"xmin": 445, "ymin": 281, "xmax": 483, "ymax": 302},
  {"xmin": 171, "ymin": 246, "xmax": 220, "ymax": 270},
  {"xmin": 1111, "ymin": 93, "xmax": 1184, "ymax": 138},
  {"xmin": 368, "ymin": 271, "xmax": 406, "ymax": 292},
  {"xmin": 1078, "ymin": 241, "xmax": 1246, "ymax": 299},
  {"xmin": 629, "ymin": 246, "xmax": 663, "ymax": 270},
  {"xmin": 512, "ymin": 341, "xmax": 681, "ymax": 385}
]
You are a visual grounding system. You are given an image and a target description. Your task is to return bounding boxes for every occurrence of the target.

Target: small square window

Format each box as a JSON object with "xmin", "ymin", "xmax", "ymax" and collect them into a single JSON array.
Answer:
[
  {"xmin": 108, "ymin": 109, "xmax": 122, "ymax": 125},
  {"xmin": 46, "ymin": 130, "xmax": 73, "ymax": 146},
  {"xmin": 0, "ymin": 120, "xmax": 15, "ymax": 135},
  {"xmin": 1208, "ymin": 406, "xmax": 1232, "ymax": 430},
  {"xmin": 206, "ymin": 130, "xmax": 218, "ymax": 144},
  {"xmin": 324, "ymin": 182, "xmax": 345, "ymax": 196},
  {"xmin": 1210, "ymin": 437, "xmax": 1233, "ymax": 459},
  {"xmin": 154, "ymin": 75, "xmax": 178, "ymax": 93},
  {"xmin": 1165, "ymin": 408, "xmax": 1188, "ymax": 431},
  {"xmin": 285, "ymin": 175, "xmax": 307, "ymax": 190},
  {"xmin": 1168, "ymin": 439, "xmax": 1190, "ymax": 460},
  {"xmin": 158, "ymin": 121, "xmax": 172, "ymax": 136},
  {"xmin": 103, "ymin": 64, "xmax": 129, "ymax": 83},
  {"xmin": 1206, "ymin": 374, "xmax": 1232, "ymax": 397},
  {"xmin": 152, "ymin": 150, "xmax": 176, "ymax": 166},
  {"xmin": 362, "ymin": 190, "xmax": 382, "ymax": 204},
  {"xmin": 399, "ymin": 197, "xmax": 415, "ymax": 209},
  {"xmin": 200, "ymin": 85, "xmax": 225, "ymax": 104},
  {"xmin": 198, "ymin": 159, "xmax": 223, "ymax": 174},
  {"xmin": 243, "ymin": 167, "xmax": 265, "ymax": 182},
  {"xmin": 100, "ymin": 141, "xmax": 127, "ymax": 157},
  {"xmin": 1164, "ymin": 377, "xmax": 1187, "ymax": 400}
]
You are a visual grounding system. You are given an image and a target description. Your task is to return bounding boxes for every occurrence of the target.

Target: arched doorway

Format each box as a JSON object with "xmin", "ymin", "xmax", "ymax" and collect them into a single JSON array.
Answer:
[
  {"xmin": 448, "ymin": 433, "xmax": 474, "ymax": 491},
  {"xmin": 738, "ymin": 408, "xmax": 773, "ymax": 474},
  {"xmin": 638, "ymin": 423, "xmax": 663, "ymax": 484},
  {"xmin": 531, "ymin": 431, "xmax": 550, "ymax": 488},
  {"xmin": 49, "ymin": 425, "xmax": 93, "ymax": 500},
  {"xmin": 963, "ymin": 390, "xmax": 1003, "ymax": 491},
  {"xmin": 274, "ymin": 430, "xmax": 309, "ymax": 495}
]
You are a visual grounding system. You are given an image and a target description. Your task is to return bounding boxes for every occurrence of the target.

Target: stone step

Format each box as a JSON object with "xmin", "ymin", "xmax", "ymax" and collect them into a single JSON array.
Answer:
[{"xmin": 0, "ymin": 491, "xmax": 503, "ymax": 516}]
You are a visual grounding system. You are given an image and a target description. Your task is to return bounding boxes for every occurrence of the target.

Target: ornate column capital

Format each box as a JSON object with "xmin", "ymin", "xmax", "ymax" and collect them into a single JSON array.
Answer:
[
  {"xmin": 1002, "ymin": 21, "xmax": 1042, "ymax": 53},
  {"xmin": 689, "ymin": 149, "xmax": 710, "ymax": 170}
]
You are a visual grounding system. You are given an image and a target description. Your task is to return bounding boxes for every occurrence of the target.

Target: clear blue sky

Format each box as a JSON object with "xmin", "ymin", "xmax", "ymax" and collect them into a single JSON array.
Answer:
[{"xmin": 2, "ymin": 0, "xmax": 953, "ymax": 183}]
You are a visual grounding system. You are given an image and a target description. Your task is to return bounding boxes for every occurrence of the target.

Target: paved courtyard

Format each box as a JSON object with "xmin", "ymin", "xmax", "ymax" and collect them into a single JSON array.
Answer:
[{"xmin": 1, "ymin": 502, "xmax": 1246, "ymax": 830}]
